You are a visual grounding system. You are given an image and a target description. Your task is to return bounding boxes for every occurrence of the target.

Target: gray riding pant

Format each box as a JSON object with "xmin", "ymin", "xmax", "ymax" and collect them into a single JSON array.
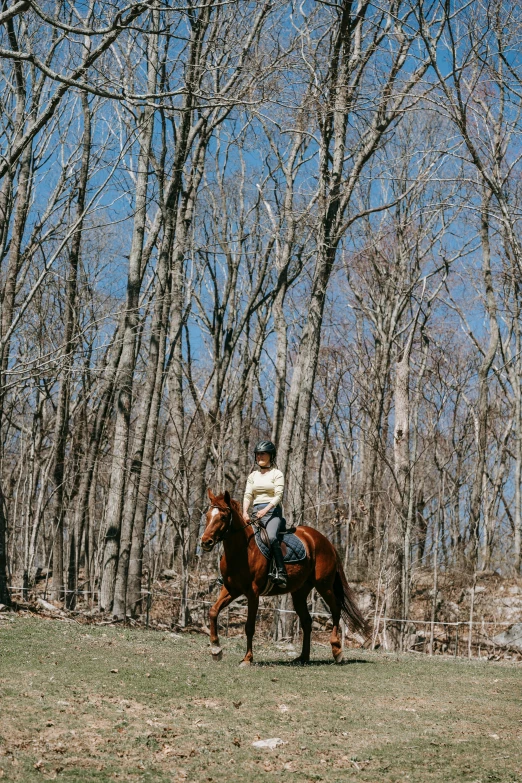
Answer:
[{"xmin": 253, "ymin": 504, "xmax": 284, "ymax": 543}]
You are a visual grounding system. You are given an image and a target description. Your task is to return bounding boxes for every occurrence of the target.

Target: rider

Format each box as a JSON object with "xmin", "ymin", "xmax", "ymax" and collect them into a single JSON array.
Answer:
[{"xmin": 242, "ymin": 440, "xmax": 288, "ymax": 589}]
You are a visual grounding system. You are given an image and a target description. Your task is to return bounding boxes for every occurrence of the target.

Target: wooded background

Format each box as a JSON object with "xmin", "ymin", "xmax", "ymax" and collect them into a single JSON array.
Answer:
[{"xmin": 1, "ymin": 0, "xmax": 522, "ymax": 650}]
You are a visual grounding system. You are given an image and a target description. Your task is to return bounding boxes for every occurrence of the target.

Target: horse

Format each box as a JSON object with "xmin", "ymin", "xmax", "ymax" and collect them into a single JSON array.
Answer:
[{"xmin": 200, "ymin": 488, "xmax": 369, "ymax": 666}]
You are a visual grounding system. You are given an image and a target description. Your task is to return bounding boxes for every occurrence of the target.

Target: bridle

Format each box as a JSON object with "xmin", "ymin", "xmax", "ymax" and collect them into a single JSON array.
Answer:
[{"xmin": 207, "ymin": 504, "xmax": 255, "ymax": 543}]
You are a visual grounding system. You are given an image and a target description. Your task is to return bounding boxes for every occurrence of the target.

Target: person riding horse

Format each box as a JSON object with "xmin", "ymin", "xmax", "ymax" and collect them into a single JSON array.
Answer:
[{"xmin": 242, "ymin": 440, "xmax": 288, "ymax": 588}]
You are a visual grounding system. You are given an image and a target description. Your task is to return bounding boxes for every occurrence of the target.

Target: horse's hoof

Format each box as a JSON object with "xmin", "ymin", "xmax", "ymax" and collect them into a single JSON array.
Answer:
[
  {"xmin": 239, "ymin": 659, "xmax": 252, "ymax": 668},
  {"xmin": 210, "ymin": 646, "xmax": 223, "ymax": 661},
  {"xmin": 291, "ymin": 657, "xmax": 308, "ymax": 666},
  {"xmin": 334, "ymin": 650, "xmax": 344, "ymax": 664}
]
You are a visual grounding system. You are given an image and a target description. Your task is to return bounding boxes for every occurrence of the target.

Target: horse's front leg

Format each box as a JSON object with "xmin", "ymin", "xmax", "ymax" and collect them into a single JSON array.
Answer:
[
  {"xmin": 239, "ymin": 592, "xmax": 259, "ymax": 667},
  {"xmin": 209, "ymin": 586, "xmax": 236, "ymax": 661}
]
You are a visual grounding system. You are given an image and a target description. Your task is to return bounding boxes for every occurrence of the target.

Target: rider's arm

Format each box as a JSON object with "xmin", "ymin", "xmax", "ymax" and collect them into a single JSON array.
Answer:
[
  {"xmin": 272, "ymin": 469, "xmax": 284, "ymax": 507},
  {"xmin": 243, "ymin": 472, "xmax": 254, "ymax": 517}
]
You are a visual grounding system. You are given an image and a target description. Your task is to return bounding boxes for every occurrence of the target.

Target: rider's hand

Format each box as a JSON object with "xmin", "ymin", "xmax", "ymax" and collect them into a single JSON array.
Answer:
[
  {"xmin": 256, "ymin": 508, "xmax": 268, "ymax": 520},
  {"xmin": 243, "ymin": 512, "xmax": 250, "ymax": 523}
]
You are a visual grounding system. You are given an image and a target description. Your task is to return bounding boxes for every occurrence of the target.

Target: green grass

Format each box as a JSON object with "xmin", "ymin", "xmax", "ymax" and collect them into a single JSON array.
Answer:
[{"xmin": 1, "ymin": 615, "xmax": 521, "ymax": 782}]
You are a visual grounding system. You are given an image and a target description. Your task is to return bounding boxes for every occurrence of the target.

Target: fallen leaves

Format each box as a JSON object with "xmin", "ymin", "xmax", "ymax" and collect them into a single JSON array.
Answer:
[
  {"xmin": 161, "ymin": 746, "xmax": 196, "ymax": 759},
  {"xmin": 340, "ymin": 756, "xmax": 372, "ymax": 771},
  {"xmin": 192, "ymin": 699, "xmax": 221, "ymax": 709}
]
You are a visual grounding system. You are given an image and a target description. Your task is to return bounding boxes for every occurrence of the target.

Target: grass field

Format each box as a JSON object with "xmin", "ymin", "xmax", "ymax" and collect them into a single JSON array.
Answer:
[{"xmin": 1, "ymin": 615, "xmax": 521, "ymax": 783}]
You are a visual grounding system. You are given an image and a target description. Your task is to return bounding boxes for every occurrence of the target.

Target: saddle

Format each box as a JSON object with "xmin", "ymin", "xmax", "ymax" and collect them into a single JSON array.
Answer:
[{"xmin": 253, "ymin": 525, "xmax": 307, "ymax": 564}]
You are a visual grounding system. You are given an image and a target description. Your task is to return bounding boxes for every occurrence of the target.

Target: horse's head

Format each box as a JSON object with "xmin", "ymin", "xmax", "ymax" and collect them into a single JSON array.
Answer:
[{"xmin": 200, "ymin": 489, "xmax": 232, "ymax": 552}]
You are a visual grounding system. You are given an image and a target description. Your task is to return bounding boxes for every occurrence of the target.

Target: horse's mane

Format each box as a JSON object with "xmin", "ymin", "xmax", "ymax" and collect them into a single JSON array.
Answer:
[
  {"xmin": 213, "ymin": 493, "xmax": 241, "ymax": 515},
  {"xmin": 230, "ymin": 498, "xmax": 241, "ymax": 514}
]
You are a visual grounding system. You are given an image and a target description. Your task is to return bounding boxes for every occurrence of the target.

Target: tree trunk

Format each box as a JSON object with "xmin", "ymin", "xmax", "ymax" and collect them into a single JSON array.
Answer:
[
  {"xmin": 514, "ymin": 352, "xmax": 522, "ymax": 574},
  {"xmin": 112, "ymin": 220, "xmax": 172, "ymax": 619},
  {"xmin": 51, "ymin": 92, "xmax": 91, "ymax": 603},
  {"xmin": 403, "ymin": 330, "xmax": 428, "ymax": 627},
  {"xmin": 507, "ymin": 277, "xmax": 522, "ymax": 573},
  {"xmin": 357, "ymin": 339, "xmax": 392, "ymax": 576},
  {"xmin": 0, "ymin": 485, "xmax": 9, "ymax": 605},
  {"xmin": 99, "ymin": 24, "xmax": 158, "ymax": 611},
  {"xmin": 468, "ymin": 192, "xmax": 499, "ymax": 568},
  {"xmin": 0, "ymin": 76, "xmax": 32, "ymax": 606},
  {"xmin": 385, "ymin": 345, "xmax": 410, "ymax": 651},
  {"xmin": 271, "ymin": 281, "xmax": 288, "ymax": 445},
  {"xmin": 126, "ymin": 129, "xmax": 209, "ymax": 616}
]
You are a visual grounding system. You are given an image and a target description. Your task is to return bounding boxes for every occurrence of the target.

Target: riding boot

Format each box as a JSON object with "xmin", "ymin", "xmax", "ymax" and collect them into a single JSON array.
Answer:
[{"xmin": 271, "ymin": 540, "xmax": 288, "ymax": 588}]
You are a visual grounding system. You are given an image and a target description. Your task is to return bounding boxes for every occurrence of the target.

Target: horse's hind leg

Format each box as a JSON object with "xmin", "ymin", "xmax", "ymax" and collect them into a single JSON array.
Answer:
[
  {"xmin": 291, "ymin": 586, "xmax": 312, "ymax": 664},
  {"xmin": 209, "ymin": 587, "xmax": 236, "ymax": 660},
  {"xmin": 315, "ymin": 584, "xmax": 343, "ymax": 663}
]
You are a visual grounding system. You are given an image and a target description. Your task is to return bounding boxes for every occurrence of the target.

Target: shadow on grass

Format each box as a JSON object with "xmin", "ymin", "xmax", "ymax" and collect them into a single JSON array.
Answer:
[{"xmin": 253, "ymin": 658, "xmax": 374, "ymax": 667}]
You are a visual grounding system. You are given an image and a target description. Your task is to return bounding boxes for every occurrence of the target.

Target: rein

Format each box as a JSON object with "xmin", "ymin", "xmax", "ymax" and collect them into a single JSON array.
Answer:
[{"xmin": 208, "ymin": 504, "xmax": 256, "ymax": 542}]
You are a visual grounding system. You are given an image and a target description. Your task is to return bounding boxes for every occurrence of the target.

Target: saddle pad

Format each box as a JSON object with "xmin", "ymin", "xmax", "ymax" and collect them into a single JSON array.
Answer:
[{"xmin": 254, "ymin": 528, "xmax": 307, "ymax": 563}]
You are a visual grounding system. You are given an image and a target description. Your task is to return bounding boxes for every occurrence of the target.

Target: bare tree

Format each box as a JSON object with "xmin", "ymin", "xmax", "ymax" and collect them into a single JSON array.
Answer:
[{"xmin": 277, "ymin": 0, "xmax": 446, "ymax": 527}]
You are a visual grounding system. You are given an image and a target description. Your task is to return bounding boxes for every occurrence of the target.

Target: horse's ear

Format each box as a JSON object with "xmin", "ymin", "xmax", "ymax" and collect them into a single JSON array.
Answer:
[
  {"xmin": 224, "ymin": 490, "xmax": 231, "ymax": 507},
  {"xmin": 207, "ymin": 488, "xmax": 215, "ymax": 503}
]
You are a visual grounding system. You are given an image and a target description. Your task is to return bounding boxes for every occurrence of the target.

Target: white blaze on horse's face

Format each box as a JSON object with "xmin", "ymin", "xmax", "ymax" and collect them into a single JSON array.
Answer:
[{"xmin": 201, "ymin": 506, "xmax": 226, "ymax": 552}]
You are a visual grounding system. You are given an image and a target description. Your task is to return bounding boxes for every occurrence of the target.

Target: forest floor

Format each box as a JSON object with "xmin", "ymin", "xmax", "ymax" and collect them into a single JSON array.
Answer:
[{"xmin": 1, "ymin": 615, "xmax": 522, "ymax": 783}]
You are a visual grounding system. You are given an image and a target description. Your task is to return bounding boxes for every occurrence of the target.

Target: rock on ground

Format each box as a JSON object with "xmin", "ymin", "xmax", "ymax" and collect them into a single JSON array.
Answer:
[{"xmin": 492, "ymin": 624, "xmax": 522, "ymax": 651}]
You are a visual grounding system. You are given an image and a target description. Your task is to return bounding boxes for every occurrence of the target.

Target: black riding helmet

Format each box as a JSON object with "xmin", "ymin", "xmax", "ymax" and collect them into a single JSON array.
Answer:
[{"xmin": 254, "ymin": 440, "xmax": 276, "ymax": 456}]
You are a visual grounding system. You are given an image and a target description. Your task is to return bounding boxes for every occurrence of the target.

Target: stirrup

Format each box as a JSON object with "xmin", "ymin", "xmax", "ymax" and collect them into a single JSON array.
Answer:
[{"xmin": 272, "ymin": 570, "xmax": 288, "ymax": 587}]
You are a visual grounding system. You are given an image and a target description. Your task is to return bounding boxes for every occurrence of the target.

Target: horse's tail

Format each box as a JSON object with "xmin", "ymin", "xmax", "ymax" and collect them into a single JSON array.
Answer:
[{"xmin": 334, "ymin": 555, "xmax": 370, "ymax": 640}]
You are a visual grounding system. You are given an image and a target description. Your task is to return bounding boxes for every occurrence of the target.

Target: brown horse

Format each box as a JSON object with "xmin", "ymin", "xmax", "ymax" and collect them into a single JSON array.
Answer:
[{"xmin": 200, "ymin": 489, "xmax": 368, "ymax": 666}]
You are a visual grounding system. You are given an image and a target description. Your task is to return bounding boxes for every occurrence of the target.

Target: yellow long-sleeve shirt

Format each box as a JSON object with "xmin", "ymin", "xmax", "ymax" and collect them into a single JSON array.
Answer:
[{"xmin": 243, "ymin": 468, "xmax": 284, "ymax": 508}]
